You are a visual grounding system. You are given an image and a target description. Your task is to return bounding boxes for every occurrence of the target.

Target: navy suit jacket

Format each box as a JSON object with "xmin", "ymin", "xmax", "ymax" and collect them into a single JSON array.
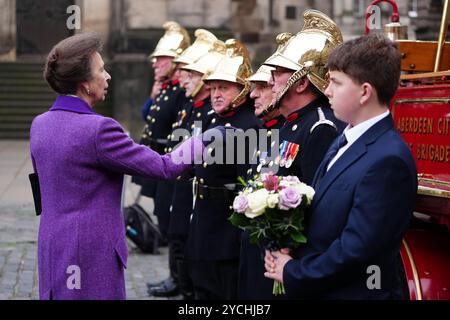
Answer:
[{"xmin": 284, "ymin": 115, "xmax": 417, "ymax": 299}]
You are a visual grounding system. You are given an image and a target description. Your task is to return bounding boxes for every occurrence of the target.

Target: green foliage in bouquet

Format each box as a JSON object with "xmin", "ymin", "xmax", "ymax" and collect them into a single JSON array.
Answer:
[
  {"xmin": 229, "ymin": 174, "xmax": 315, "ymax": 295},
  {"xmin": 229, "ymin": 174, "xmax": 315, "ymax": 249}
]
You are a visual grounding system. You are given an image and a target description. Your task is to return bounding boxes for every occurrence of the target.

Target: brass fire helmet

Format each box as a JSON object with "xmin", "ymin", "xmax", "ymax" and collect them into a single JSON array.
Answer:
[
  {"xmin": 263, "ymin": 10, "xmax": 343, "ymax": 108},
  {"xmin": 249, "ymin": 32, "xmax": 293, "ymax": 117},
  {"xmin": 247, "ymin": 65, "xmax": 274, "ymax": 83},
  {"xmin": 174, "ymin": 29, "xmax": 218, "ymax": 65},
  {"xmin": 247, "ymin": 65, "xmax": 275, "ymax": 119},
  {"xmin": 250, "ymin": 32, "xmax": 294, "ymax": 84},
  {"xmin": 204, "ymin": 39, "xmax": 253, "ymax": 109},
  {"xmin": 149, "ymin": 21, "xmax": 191, "ymax": 59},
  {"xmin": 182, "ymin": 40, "xmax": 227, "ymax": 97}
]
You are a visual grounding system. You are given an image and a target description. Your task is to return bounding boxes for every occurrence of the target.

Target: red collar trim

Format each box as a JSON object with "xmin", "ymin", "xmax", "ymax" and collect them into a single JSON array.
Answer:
[
  {"xmin": 219, "ymin": 110, "xmax": 236, "ymax": 118},
  {"xmin": 193, "ymin": 100, "xmax": 205, "ymax": 109},
  {"xmin": 287, "ymin": 113, "xmax": 299, "ymax": 123},
  {"xmin": 171, "ymin": 79, "xmax": 180, "ymax": 86},
  {"xmin": 264, "ymin": 118, "xmax": 279, "ymax": 128},
  {"xmin": 161, "ymin": 83, "xmax": 169, "ymax": 90}
]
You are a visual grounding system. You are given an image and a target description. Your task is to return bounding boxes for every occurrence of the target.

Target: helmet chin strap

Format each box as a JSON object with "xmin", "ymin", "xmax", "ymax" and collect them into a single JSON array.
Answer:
[
  {"xmin": 258, "ymin": 105, "xmax": 279, "ymax": 120},
  {"xmin": 191, "ymin": 72, "xmax": 210, "ymax": 98},
  {"xmin": 190, "ymin": 81, "xmax": 203, "ymax": 98},
  {"xmin": 217, "ymin": 81, "xmax": 251, "ymax": 116},
  {"xmin": 165, "ymin": 61, "xmax": 177, "ymax": 81},
  {"xmin": 276, "ymin": 66, "xmax": 309, "ymax": 104}
]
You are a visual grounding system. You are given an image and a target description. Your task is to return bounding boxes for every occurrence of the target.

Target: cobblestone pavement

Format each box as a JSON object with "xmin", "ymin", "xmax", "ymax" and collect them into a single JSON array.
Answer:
[{"xmin": 0, "ymin": 140, "xmax": 175, "ymax": 300}]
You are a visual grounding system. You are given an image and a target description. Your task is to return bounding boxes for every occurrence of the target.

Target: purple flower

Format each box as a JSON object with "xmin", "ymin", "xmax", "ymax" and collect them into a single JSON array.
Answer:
[
  {"xmin": 279, "ymin": 187, "xmax": 302, "ymax": 210},
  {"xmin": 233, "ymin": 194, "xmax": 249, "ymax": 213}
]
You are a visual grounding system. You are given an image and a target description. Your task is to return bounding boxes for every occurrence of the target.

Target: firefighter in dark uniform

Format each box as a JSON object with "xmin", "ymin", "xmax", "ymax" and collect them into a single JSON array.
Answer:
[
  {"xmin": 163, "ymin": 40, "xmax": 228, "ymax": 300},
  {"xmin": 148, "ymin": 31, "xmax": 221, "ymax": 298},
  {"xmin": 186, "ymin": 39, "xmax": 262, "ymax": 300},
  {"xmin": 134, "ymin": 21, "xmax": 190, "ymax": 198},
  {"xmin": 239, "ymin": 14, "xmax": 346, "ymax": 299},
  {"xmin": 237, "ymin": 64, "xmax": 285, "ymax": 300},
  {"xmin": 140, "ymin": 21, "xmax": 191, "ymax": 291},
  {"xmin": 263, "ymin": 13, "xmax": 346, "ymax": 184}
]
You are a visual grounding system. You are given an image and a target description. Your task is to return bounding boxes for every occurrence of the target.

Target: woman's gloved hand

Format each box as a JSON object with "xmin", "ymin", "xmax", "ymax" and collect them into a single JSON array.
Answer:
[{"xmin": 169, "ymin": 136, "xmax": 205, "ymax": 165}]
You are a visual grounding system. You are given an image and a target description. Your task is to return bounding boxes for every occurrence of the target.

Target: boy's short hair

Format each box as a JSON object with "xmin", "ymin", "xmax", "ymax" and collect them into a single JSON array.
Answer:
[{"xmin": 327, "ymin": 33, "xmax": 401, "ymax": 105}]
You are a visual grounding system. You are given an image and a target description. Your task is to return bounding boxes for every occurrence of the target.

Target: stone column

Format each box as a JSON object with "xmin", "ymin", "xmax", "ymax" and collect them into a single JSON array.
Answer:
[
  {"xmin": 79, "ymin": 0, "xmax": 111, "ymax": 49},
  {"xmin": 0, "ymin": 0, "xmax": 16, "ymax": 61},
  {"xmin": 125, "ymin": 0, "xmax": 168, "ymax": 28}
]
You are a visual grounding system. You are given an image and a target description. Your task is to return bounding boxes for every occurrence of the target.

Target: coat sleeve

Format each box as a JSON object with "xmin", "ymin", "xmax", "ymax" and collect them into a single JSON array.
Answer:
[
  {"xmin": 283, "ymin": 155, "xmax": 416, "ymax": 297},
  {"xmin": 95, "ymin": 117, "xmax": 204, "ymax": 180}
]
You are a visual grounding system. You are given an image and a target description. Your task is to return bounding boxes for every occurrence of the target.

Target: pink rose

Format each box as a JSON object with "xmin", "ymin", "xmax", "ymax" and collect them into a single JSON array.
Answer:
[
  {"xmin": 233, "ymin": 194, "xmax": 248, "ymax": 213},
  {"xmin": 279, "ymin": 187, "xmax": 302, "ymax": 210},
  {"xmin": 263, "ymin": 175, "xmax": 280, "ymax": 192}
]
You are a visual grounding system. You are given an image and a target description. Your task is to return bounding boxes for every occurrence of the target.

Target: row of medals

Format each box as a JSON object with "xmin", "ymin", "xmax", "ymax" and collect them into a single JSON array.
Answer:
[{"xmin": 256, "ymin": 141, "xmax": 298, "ymax": 172}]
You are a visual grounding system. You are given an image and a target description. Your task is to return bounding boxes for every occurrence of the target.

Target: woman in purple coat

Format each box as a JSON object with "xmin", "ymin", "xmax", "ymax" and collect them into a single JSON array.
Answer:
[{"xmin": 30, "ymin": 33, "xmax": 203, "ymax": 300}]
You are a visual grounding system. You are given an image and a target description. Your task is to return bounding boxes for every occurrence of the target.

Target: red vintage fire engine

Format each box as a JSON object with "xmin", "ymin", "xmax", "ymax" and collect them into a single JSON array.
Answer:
[{"xmin": 366, "ymin": 0, "xmax": 450, "ymax": 299}]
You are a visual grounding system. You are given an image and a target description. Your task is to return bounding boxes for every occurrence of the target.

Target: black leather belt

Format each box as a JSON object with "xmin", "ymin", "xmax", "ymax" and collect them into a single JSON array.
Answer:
[{"xmin": 194, "ymin": 182, "xmax": 237, "ymax": 201}]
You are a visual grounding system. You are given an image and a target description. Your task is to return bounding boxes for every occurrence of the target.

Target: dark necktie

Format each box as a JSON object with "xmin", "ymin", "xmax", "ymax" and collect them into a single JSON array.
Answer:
[{"xmin": 314, "ymin": 134, "xmax": 348, "ymax": 188}]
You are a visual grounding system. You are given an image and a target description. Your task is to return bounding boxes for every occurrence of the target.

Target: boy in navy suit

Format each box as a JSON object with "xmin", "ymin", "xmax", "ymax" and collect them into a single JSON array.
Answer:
[{"xmin": 264, "ymin": 33, "xmax": 418, "ymax": 299}]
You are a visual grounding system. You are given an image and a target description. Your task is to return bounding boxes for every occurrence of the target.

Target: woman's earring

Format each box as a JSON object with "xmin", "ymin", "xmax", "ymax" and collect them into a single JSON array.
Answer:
[{"xmin": 87, "ymin": 88, "xmax": 91, "ymax": 95}]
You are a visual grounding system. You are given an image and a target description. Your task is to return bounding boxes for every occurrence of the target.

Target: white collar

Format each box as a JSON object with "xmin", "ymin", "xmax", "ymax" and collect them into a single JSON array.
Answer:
[{"xmin": 343, "ymin": 110, "xmax": 390, "ymax": 146}]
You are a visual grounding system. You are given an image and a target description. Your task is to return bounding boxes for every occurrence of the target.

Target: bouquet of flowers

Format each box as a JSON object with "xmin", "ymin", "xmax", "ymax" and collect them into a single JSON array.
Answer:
[{"xmin": 229, "ymin": 174, "xmax": 315, "ymax": 295}]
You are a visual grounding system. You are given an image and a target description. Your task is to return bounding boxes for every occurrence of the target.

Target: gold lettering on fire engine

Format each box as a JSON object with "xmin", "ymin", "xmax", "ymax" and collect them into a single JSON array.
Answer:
[
  {"xmin": 397, "ymin": 117, "xmax": 434, "ymax": 134},
  {"xmin": 437, "ymin": 117, "xmax": 450, "ymax": 136},
  {"xmin": 416, "ymin": 144, "xmax": 450, "ymax": 163}
]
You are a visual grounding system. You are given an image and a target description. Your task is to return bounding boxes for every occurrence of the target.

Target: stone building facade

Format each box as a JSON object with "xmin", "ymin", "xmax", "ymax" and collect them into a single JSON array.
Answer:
[
  {"xmin": 0, "ymin": 0, "xmax": 447, "ymax": 139},
  {"xmin": 1, "ymin": 0, "xmax": 447, "ymax": 62}
]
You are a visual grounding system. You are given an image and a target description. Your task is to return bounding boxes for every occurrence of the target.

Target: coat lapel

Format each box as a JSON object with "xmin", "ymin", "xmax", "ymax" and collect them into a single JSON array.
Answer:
[
  {"xmin": 311, "ymin": 115, "xmax": 395, "ymax": 209},
  {"xmin": 312, "ymin": 143, "xmax": 366, "ymax": 208}
]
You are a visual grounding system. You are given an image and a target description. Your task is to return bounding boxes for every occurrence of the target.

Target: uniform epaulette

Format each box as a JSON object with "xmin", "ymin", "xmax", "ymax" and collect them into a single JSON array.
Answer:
[{"xmin": 310, "ymin": 107, "xmax": 338, "ymax": 134}]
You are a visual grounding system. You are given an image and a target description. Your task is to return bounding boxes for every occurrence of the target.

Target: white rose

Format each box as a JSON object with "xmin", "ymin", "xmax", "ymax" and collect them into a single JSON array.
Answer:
[
  {"xmin": 279, "ymin": 176, "xmax": 301, "ymax": 188},
  {"xmin": 266, "ymin": 193, "xmax": 279, "ymax": 209},
  {"xmin": 245, "ymin": 188, "xmax": 269, "ymax": 219},
  {"xmin": 295, "ymin": 183, "xmax": 315, "ymax": 201}
]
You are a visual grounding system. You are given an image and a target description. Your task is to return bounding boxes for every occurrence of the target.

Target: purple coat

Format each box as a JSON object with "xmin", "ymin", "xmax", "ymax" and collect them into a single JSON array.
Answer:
[{"xmin": 30, "ymin": 96, "xmax": 201, "ymax": 300}]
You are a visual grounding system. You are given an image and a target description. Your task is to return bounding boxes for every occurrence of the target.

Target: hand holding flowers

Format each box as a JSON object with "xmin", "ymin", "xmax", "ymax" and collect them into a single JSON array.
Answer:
[{"xmin": 229, "ymin": 174, "xmax": 315, "ymax": 295}]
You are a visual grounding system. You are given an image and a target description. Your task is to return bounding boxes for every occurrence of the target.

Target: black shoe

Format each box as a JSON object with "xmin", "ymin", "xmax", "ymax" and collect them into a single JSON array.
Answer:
[
  {"xmin": 146, "ymin": 277, "xmax": 173, "ymax": 290},
  {"xmin": 148, "ymin": 279, "xmax": 180, "ymax": 297}
]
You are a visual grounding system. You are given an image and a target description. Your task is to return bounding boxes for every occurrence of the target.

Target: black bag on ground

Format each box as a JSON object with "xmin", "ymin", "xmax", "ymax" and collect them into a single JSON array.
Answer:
[{"xmin": 123, "ymin": 203, "xmax": 161, "ymax": 254}]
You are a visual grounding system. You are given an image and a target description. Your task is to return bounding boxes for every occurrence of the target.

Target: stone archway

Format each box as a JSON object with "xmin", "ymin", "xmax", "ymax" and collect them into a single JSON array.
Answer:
[{"xmin": 16, "ymin": 0, "xmax": 74, "ymax": 57}]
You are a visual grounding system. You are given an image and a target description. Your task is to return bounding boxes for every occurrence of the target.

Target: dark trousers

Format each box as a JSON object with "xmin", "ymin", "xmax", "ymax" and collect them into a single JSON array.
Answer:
[
  {"xmin": 188, "ymin": 259, "xmax": 239, "ymax": 300},
  {"xmin": 238, "ymin": 231, "xmax": 277, "ymax": 299},
  {"xmin": 169, "ymin": 235, "xmax": 193, "ymax": 295},
  {"xmin": 154, "ymin": 181, "xmax": 174, "ymax": 244}
]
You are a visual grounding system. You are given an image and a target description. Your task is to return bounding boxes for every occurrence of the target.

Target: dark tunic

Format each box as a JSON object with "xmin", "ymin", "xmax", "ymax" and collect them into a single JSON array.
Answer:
[
  {"xmin": 238, "ymin": 97, "xmax": 344, "ymax": 300},
  {"xmin": 186, "ymin": 99, "xmax": 262, "ymax": 299},
  {"xmin": 238, "ymin": 115, "xmax": 285, "ymax": 300},
  {"xmin": 133, "ymin": 79, "xmax": 187, "ymax": 197}
]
